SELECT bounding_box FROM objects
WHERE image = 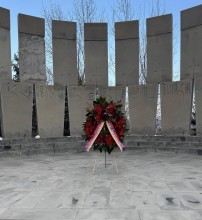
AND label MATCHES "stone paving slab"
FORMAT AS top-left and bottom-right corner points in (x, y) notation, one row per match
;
(0, 151), (201, 219)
